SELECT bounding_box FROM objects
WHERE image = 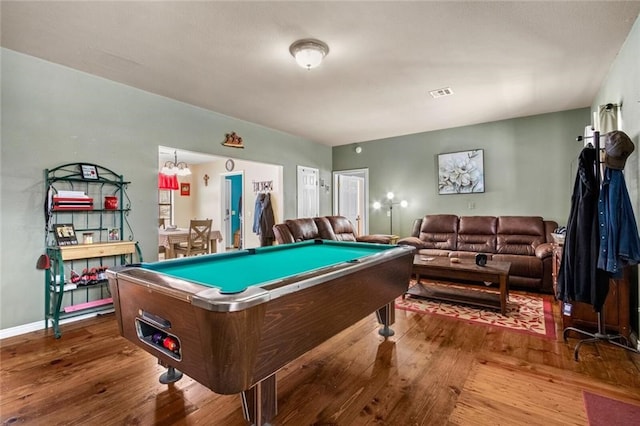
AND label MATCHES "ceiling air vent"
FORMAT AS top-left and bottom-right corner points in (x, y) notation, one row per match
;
(429, 87), (454, 98)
